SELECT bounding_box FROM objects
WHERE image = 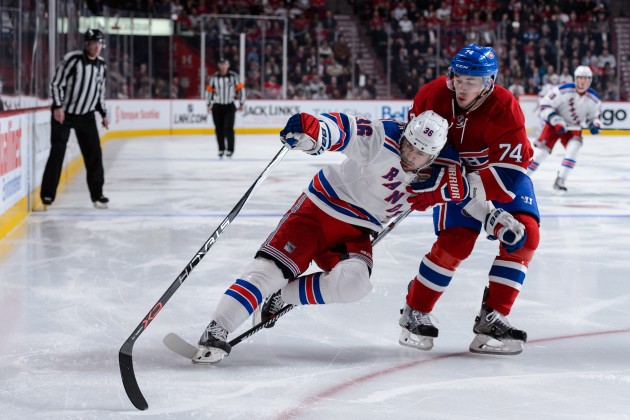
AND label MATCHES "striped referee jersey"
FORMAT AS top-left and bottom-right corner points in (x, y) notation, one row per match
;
(50, 50), (107, 116)
(207, 70), (245, 106)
